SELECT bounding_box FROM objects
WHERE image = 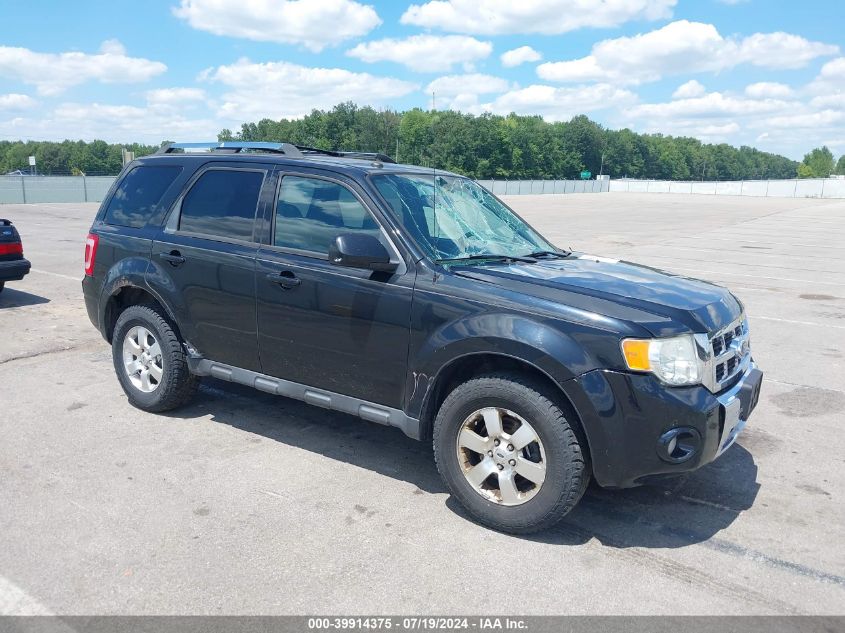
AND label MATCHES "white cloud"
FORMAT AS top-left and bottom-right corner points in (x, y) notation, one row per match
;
(0, 94), (37, 111)
(500, 46), (542, 68)
(673, 80), (706, 99)
(425, 74), (509, 98)
(172, 0), (381, 52)
(807, 57), (845, 95)
(537, 21), (838, 85)
(761, 110), (845, 130)
(401, 0), (675, 35)
(1, 103), (219, 144)
(739, 32), (838, 70)
(347, 35), (492, 72)
(810, 94), (845, 110)
(744, 82), (794, 99)
(628, 92), (790, 119)
(145, 87), (207, 105)
(99, 39), (127, 56)
(425, 73), (510, 110)
(205, 59), (418, 121)
(0, 41), (167, 96)
(478, 83), (637, 121)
